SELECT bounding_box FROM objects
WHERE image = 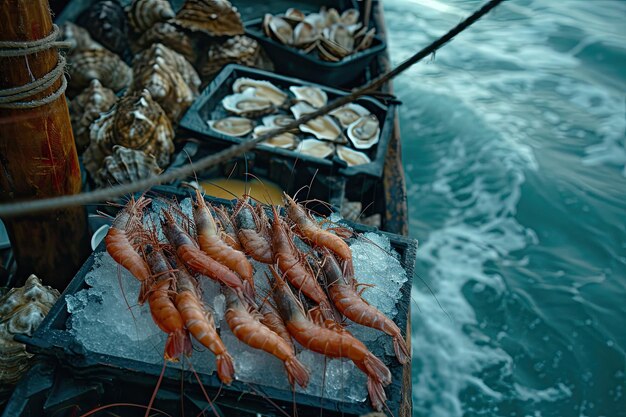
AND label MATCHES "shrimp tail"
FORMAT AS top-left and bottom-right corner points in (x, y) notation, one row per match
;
(284, 357), (310, 388)
(216, 352), (235, 385)
(394, 335), (411, 365)
(364, 353), (392, 386)
(164, 329), (192, 362)
(367, 377), (388, 411)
